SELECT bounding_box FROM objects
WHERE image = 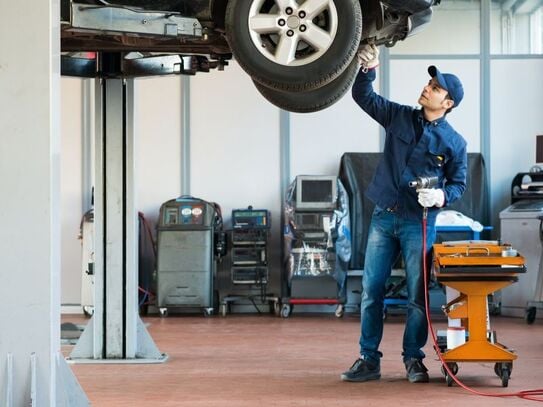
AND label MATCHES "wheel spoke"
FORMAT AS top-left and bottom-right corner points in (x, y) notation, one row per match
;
(249, 14), (281, 34)
(301, 23), (333, 51)
(274, 0), (298, 12)
(300, 0), (330, 19)
(274, 34), (299, 65)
